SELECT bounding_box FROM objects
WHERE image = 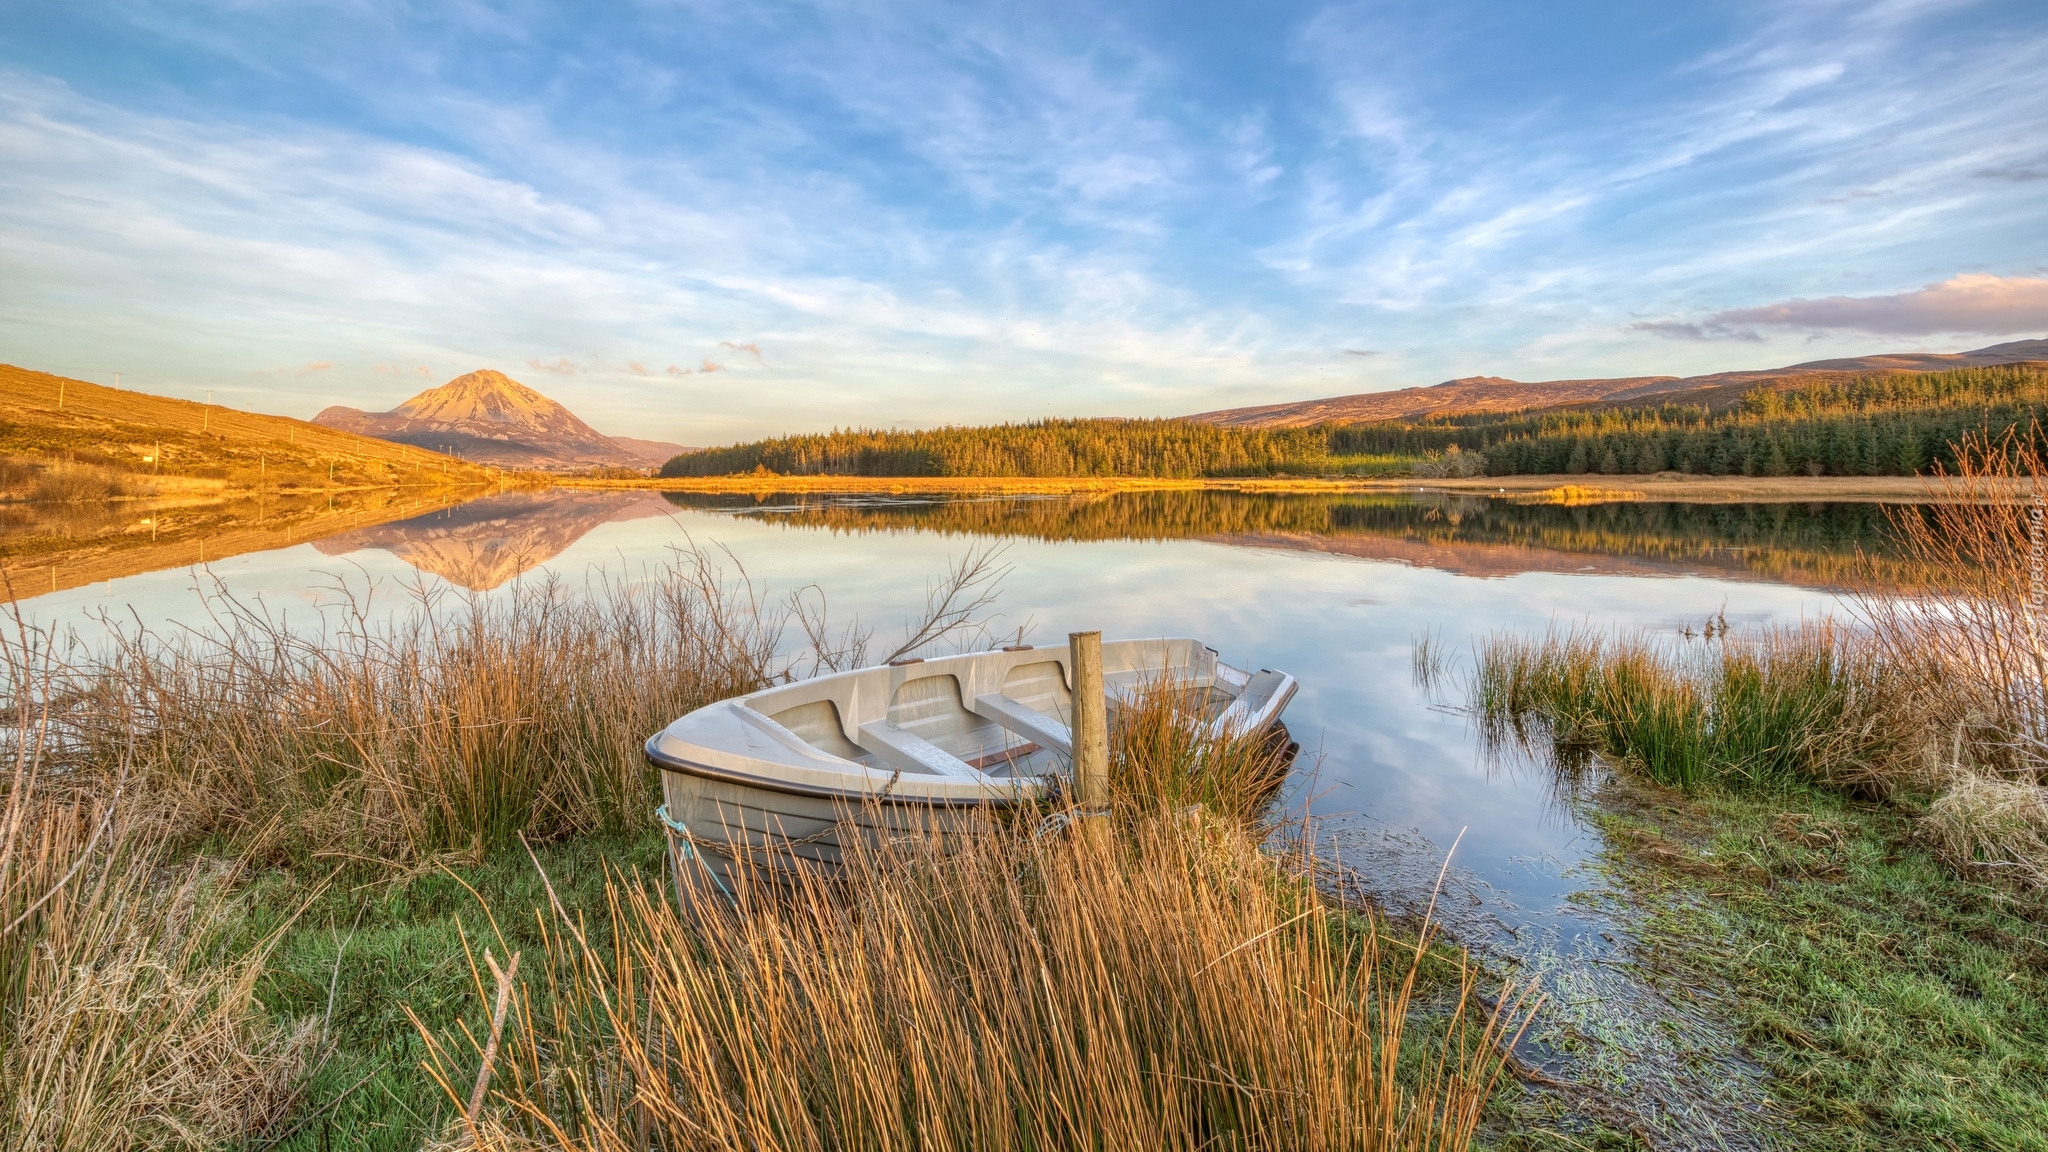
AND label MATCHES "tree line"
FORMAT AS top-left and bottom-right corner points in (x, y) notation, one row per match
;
(1333, 365), (2048, 477)
(658, 418), (1333, 478)
(658, 365), (2048, 479)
